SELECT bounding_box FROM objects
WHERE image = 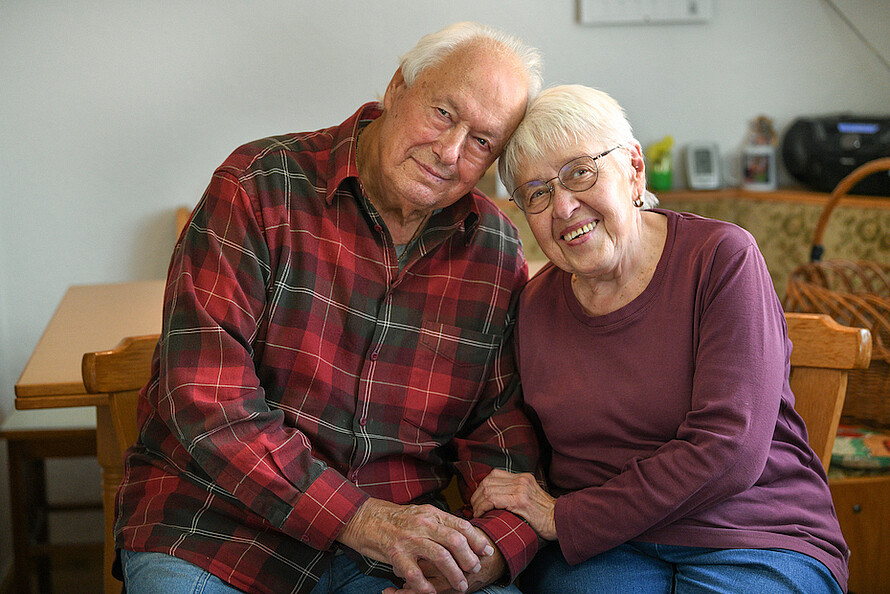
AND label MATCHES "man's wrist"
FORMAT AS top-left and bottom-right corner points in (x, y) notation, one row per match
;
(470, 509), (540, 581)
(285, 468), (369, 550)
(473, 537), (507, 588)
